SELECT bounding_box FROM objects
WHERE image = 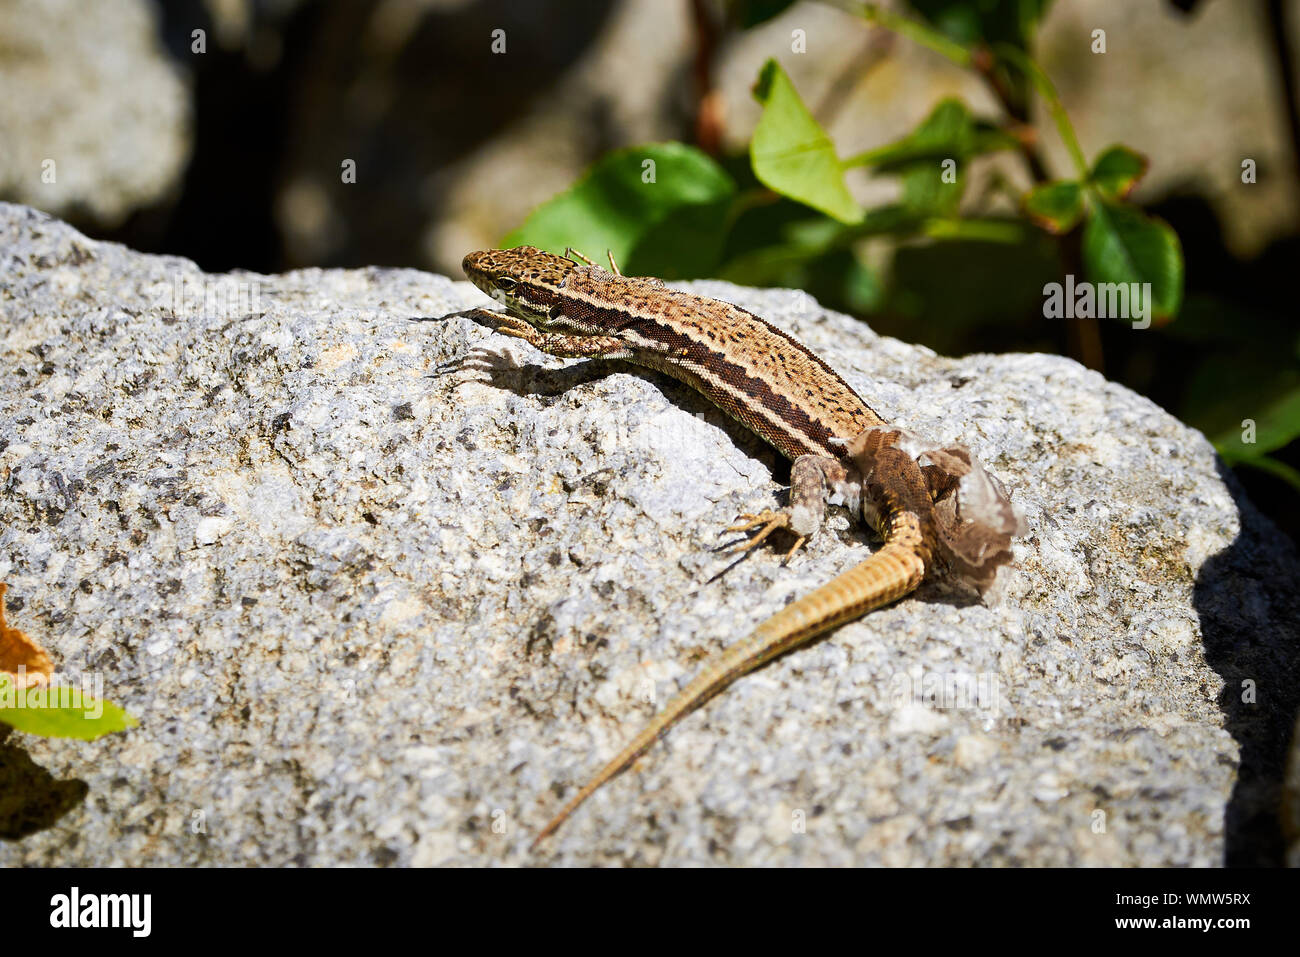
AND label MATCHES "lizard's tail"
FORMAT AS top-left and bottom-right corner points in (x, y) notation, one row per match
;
(529, 507), (928, 850)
